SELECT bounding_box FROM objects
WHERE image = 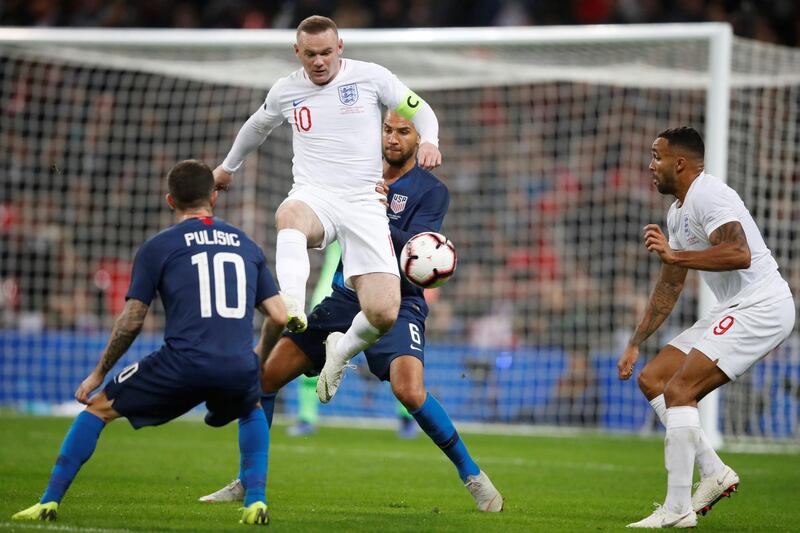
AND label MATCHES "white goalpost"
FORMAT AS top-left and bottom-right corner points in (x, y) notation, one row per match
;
(1, 23), (798, 449)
